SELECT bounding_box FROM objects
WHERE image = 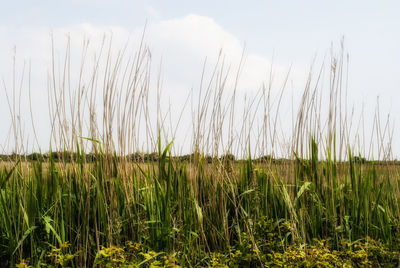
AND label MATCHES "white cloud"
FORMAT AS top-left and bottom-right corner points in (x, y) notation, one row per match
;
(0, 14), (299, 154)
(143, 14), (276, 92)
(0, 14), (292, 103)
